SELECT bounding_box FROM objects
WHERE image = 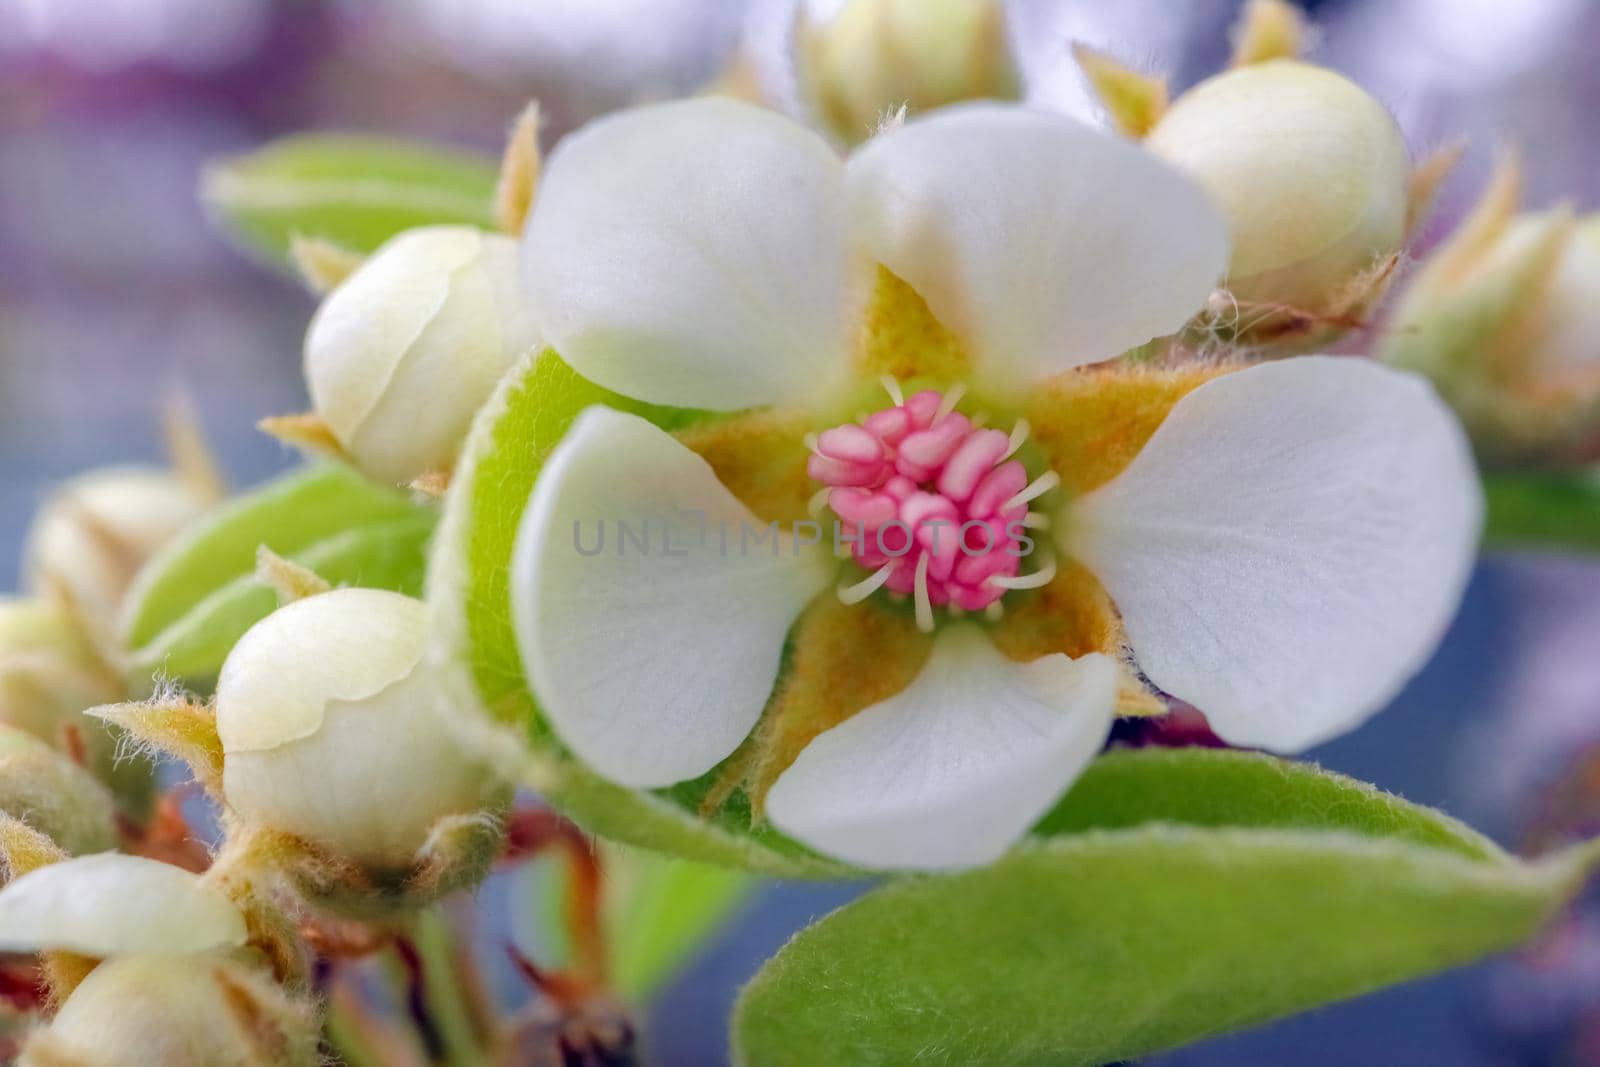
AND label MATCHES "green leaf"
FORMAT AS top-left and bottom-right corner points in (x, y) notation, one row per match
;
(734, 827), (1598, 1067)
(121, 465), (433, 686)
(1483, 469), (1600, 555)
(200, 135), (498, 268)
(426, 350), (849, 877)
(1039, 747), (1501, 862)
